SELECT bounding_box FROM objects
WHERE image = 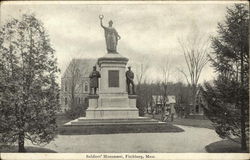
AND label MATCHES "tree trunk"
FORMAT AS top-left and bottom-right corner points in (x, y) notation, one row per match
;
(239, 26), (247, 151)
(18, 132), (26, 152)
(240, 50), (247, 151)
